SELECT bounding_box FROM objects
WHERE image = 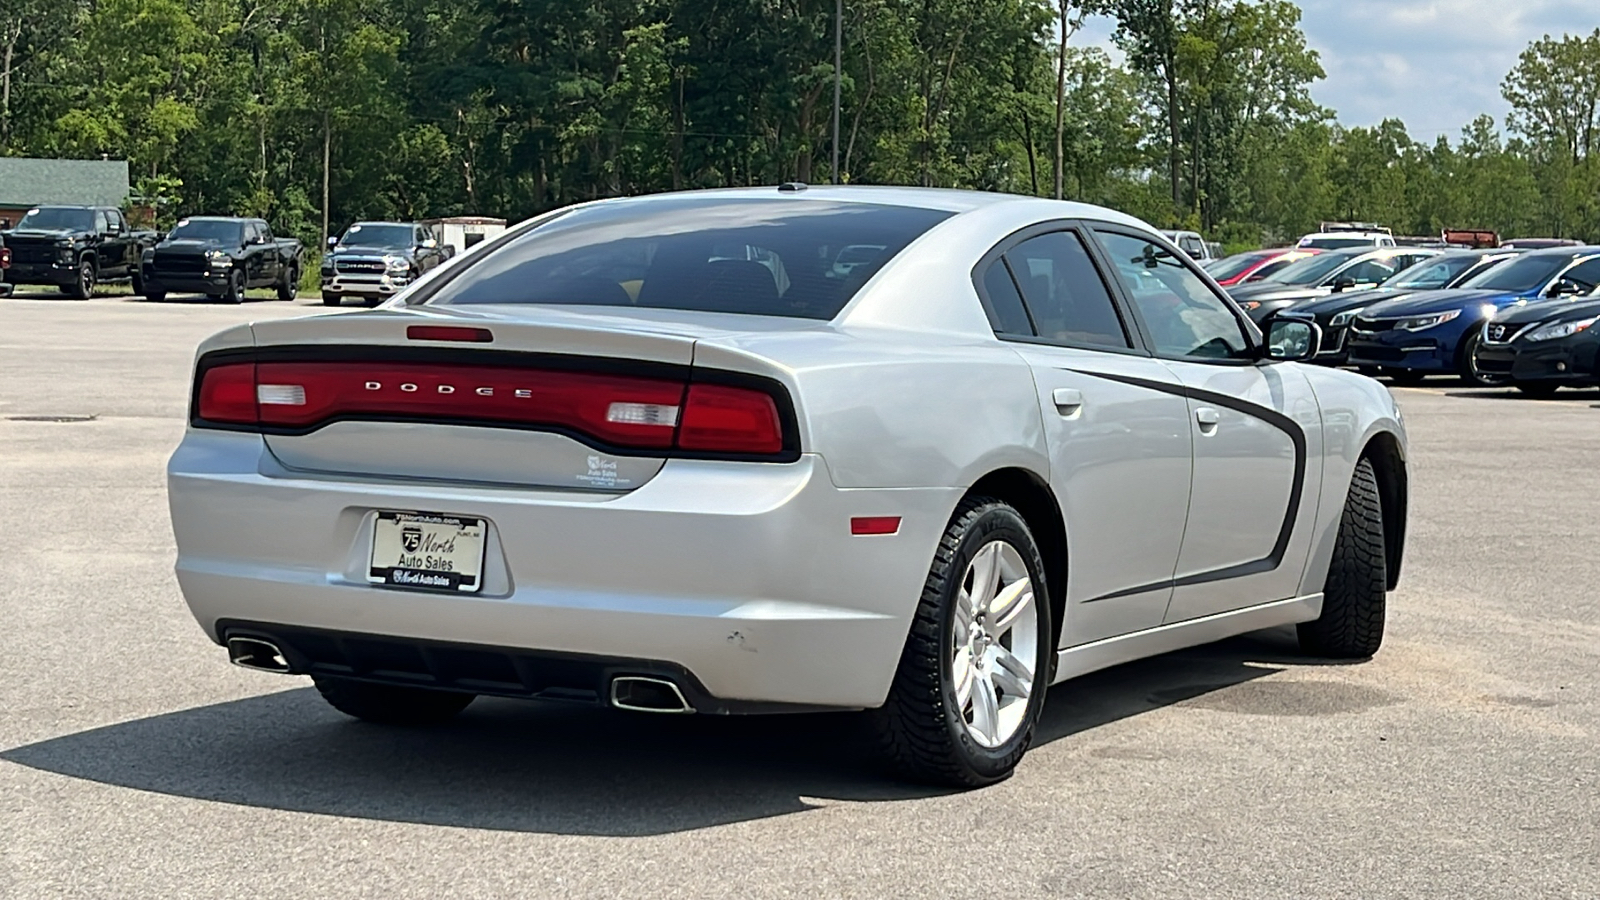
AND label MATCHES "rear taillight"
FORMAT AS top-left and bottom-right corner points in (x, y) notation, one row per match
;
(1, 247), (10, 268)
(196, 362), (258, 424)
(678, 384), (784, 454)
(192, 355), (795, 459)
